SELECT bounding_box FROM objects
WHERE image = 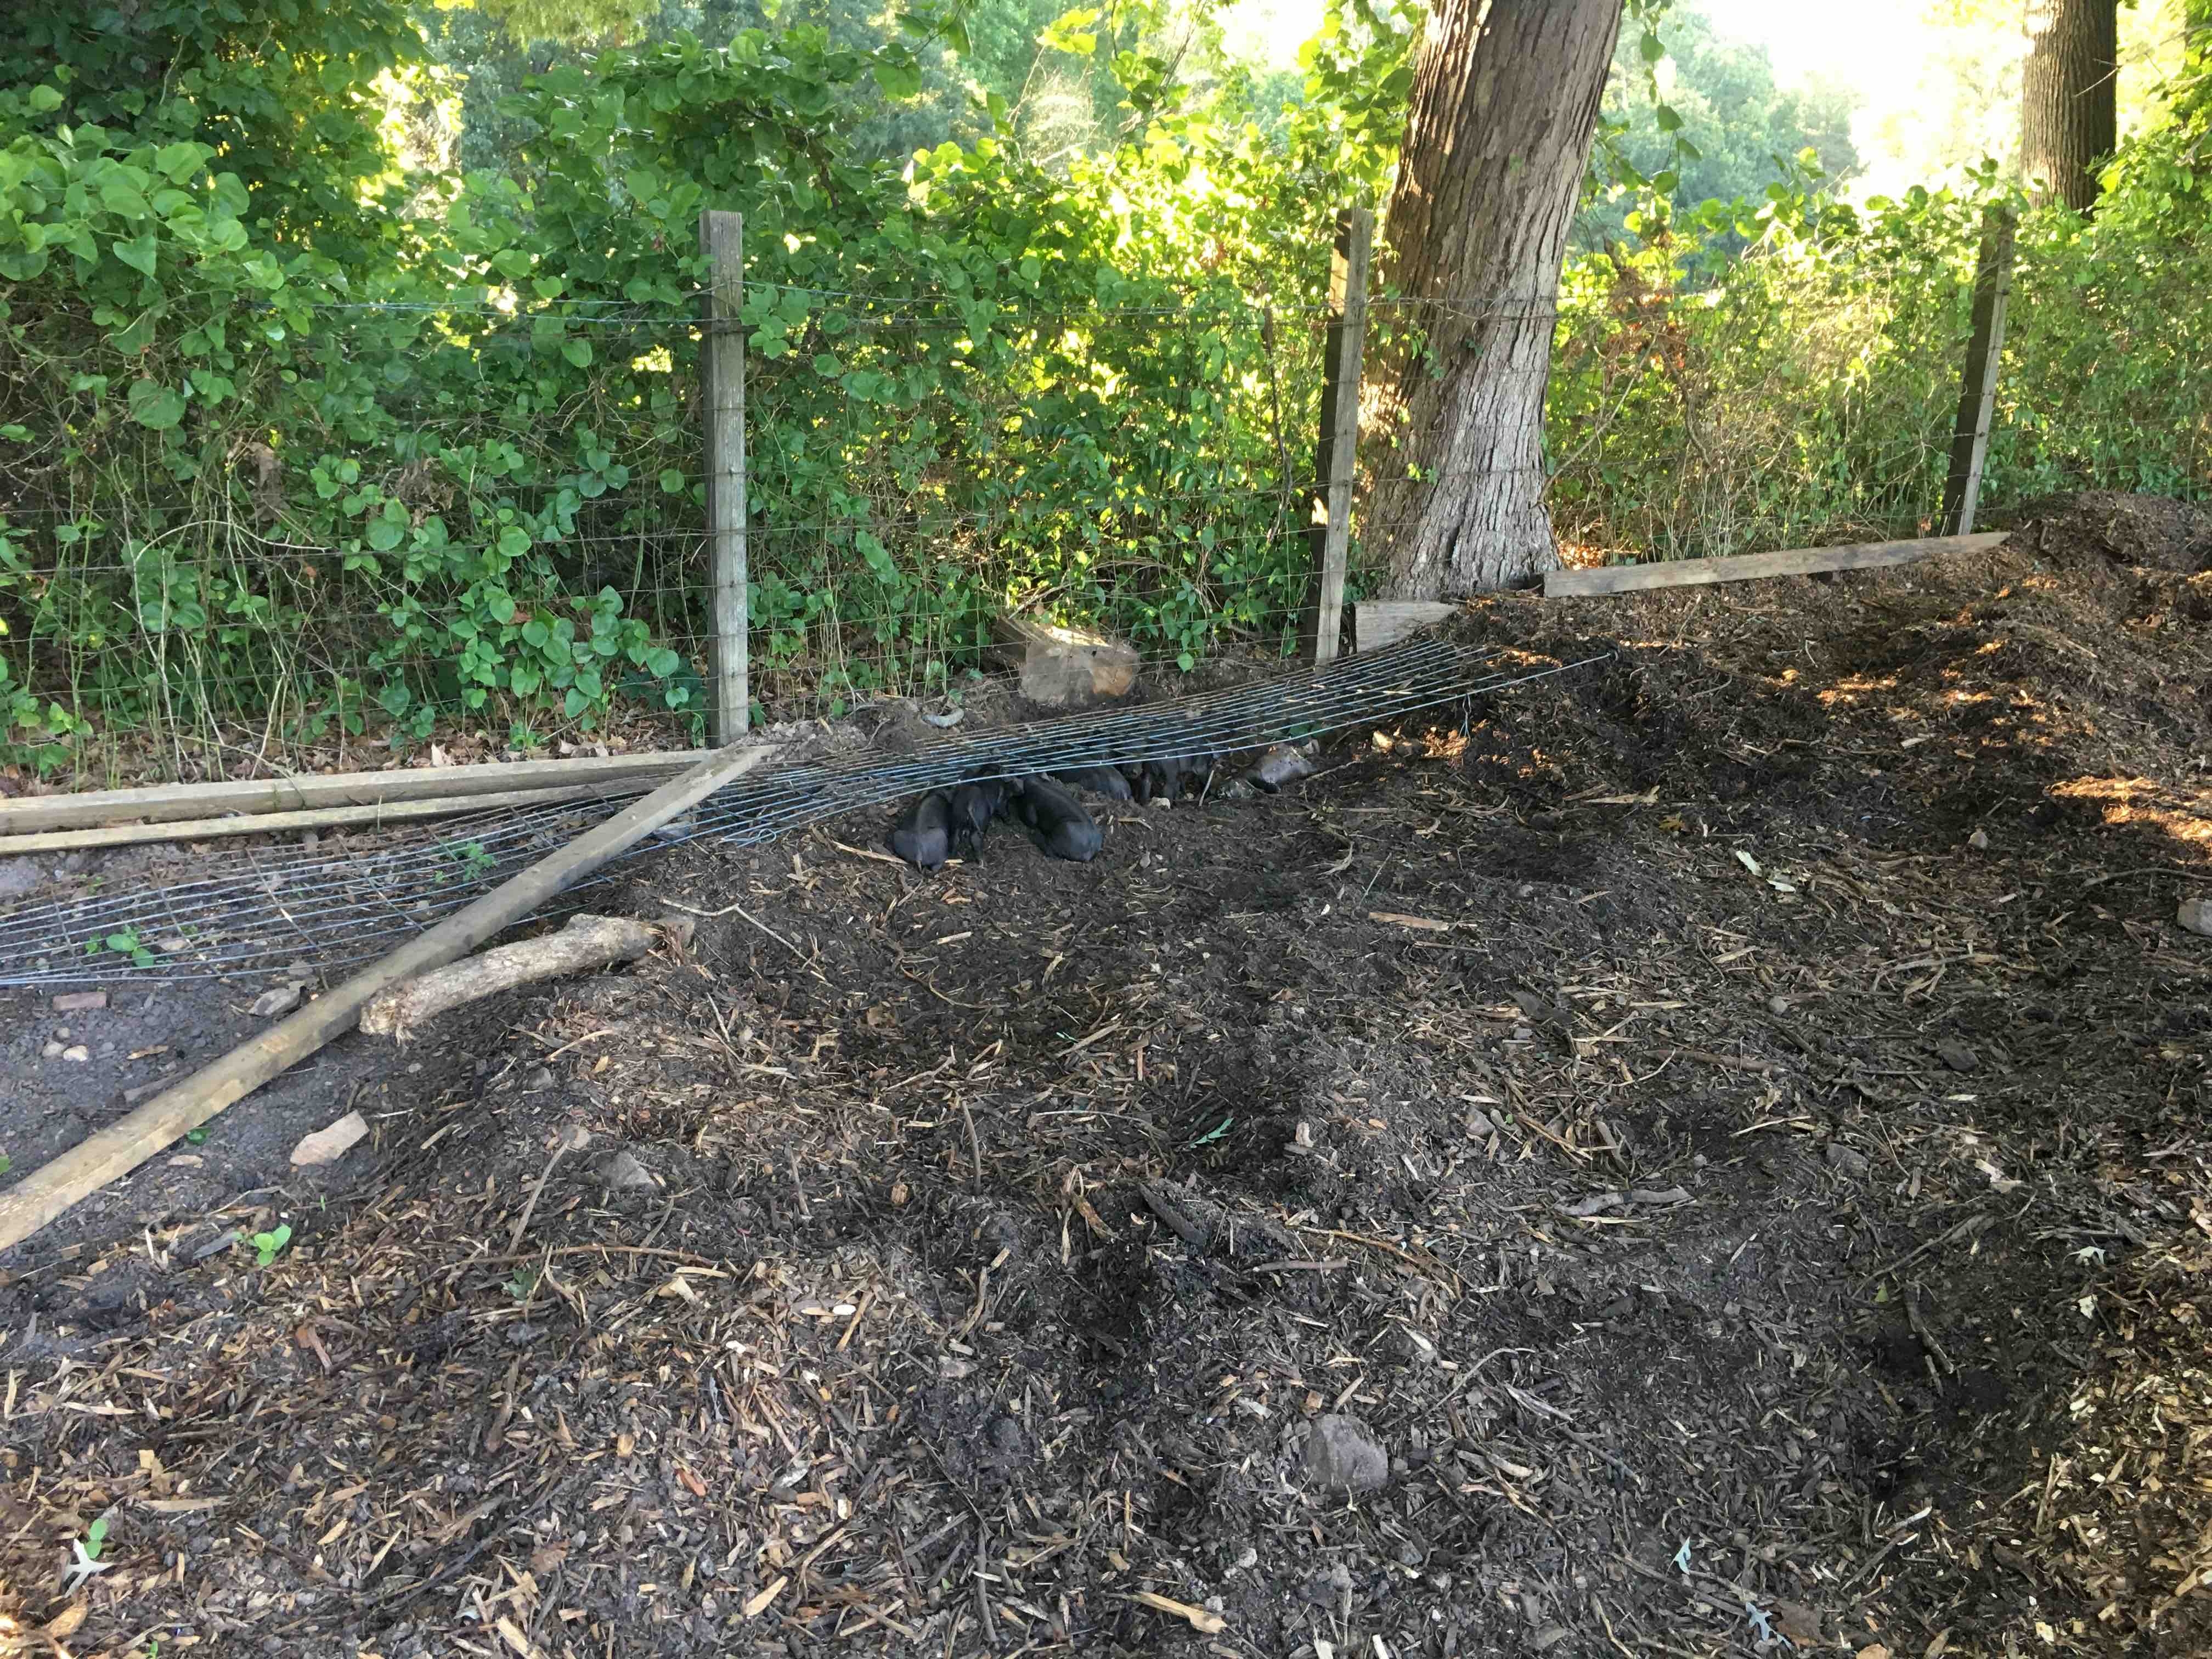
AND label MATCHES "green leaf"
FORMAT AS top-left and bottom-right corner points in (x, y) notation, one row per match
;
(155, 141), (210, 182)
(1640, 30), (1664, 63)
(497, 526), (531, 558)
(126, 379), (185, 431)
(659, 468), (686, 494)
(561, 338), (593, 368)
(27, 84), (63, 112)
(1040, 5), (1101, 54)
(1654, 103), (1682, 134)
(873, 60), (922, 99)
(645, 646), (681, 676)
(521, 618), (550, 648)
